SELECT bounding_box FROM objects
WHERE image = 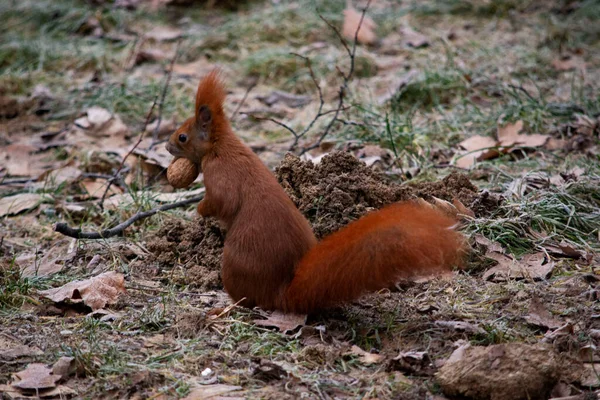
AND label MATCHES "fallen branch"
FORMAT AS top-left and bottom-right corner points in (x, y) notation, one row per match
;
(55, 195), (204, 239)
